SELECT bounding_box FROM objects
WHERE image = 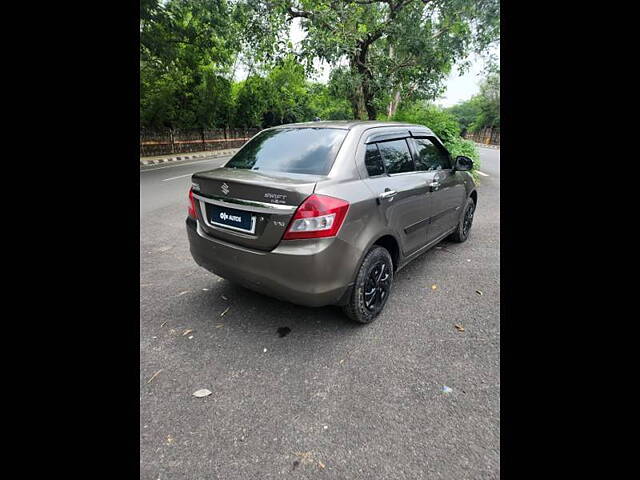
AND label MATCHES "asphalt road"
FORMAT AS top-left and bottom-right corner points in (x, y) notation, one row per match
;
(140, 147), (500, 479)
